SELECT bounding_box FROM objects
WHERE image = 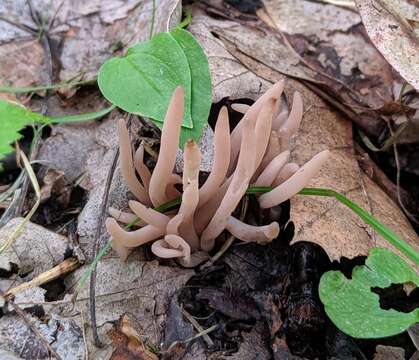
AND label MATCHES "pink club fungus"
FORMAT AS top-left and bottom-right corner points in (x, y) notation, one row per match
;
(106, 82), (329, 266)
